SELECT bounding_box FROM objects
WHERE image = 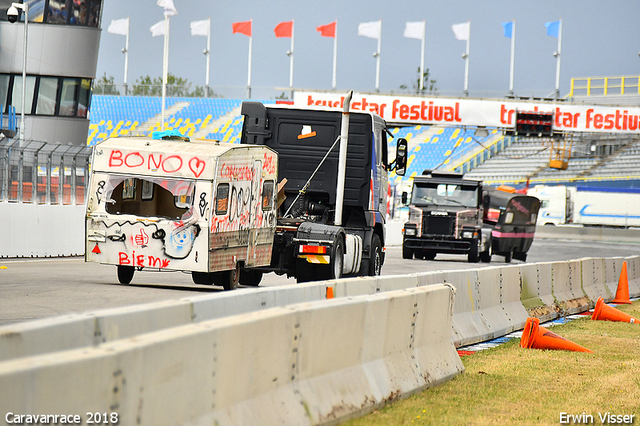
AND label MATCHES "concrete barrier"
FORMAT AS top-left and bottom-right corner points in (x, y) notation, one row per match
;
(624, 256), (640, 297)
(603, 257), (626, 297)
(0, 300), (195, 362)
(0, 203), (85, 258)
(579, 257), (613, 302)
(519, 262), (559, 322)
(0, 284), (462, 426)
(497, 265), (529, 332)
(551, 260), (591, 314)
